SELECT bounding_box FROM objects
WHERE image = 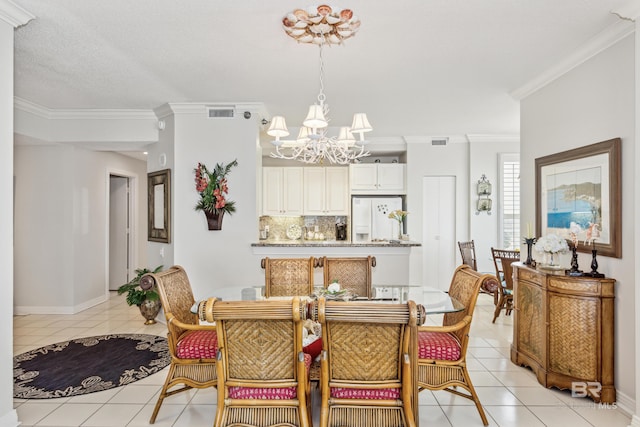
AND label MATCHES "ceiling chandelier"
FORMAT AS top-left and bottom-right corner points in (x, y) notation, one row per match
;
(267, 5), (372, 165)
